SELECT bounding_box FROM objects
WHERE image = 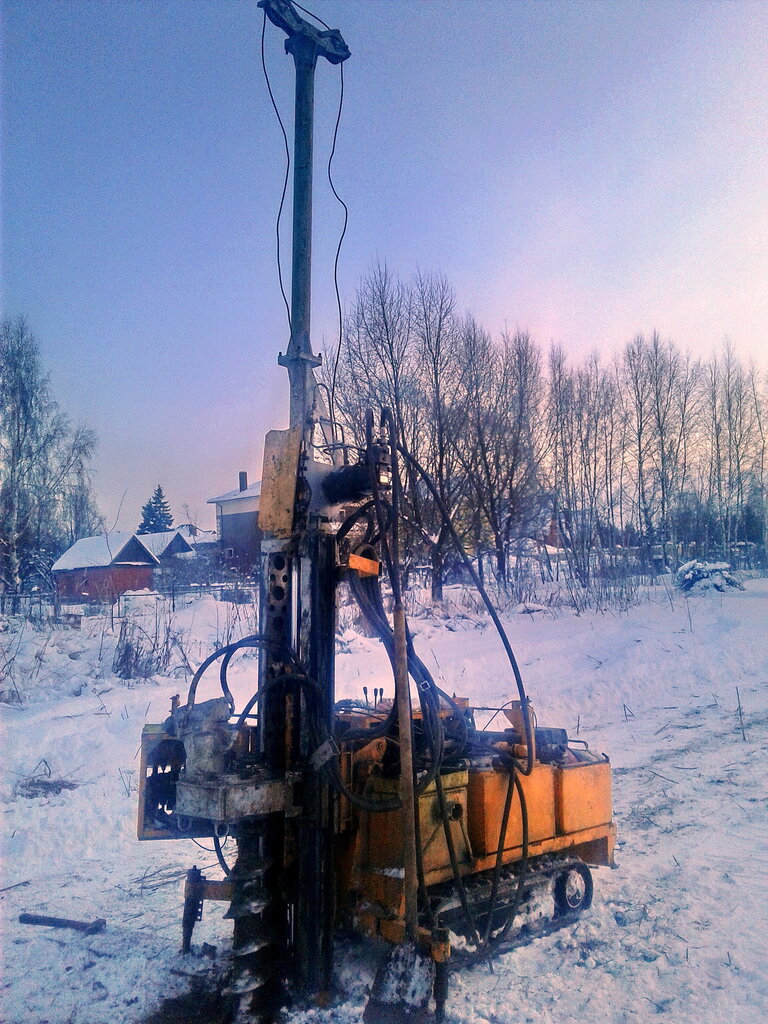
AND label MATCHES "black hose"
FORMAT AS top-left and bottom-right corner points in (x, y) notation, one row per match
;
(234, 672), (323, 732)
(395, 445), (535, 776)
(213, 832), (232, 877)
(494, 772), (529, 944)
(218, 648), (237, 713)
(481, 762), (516, 946)
(445, 770), (529, 968)
(185, 634), (299, 707)
(435, 772), (481, 947)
